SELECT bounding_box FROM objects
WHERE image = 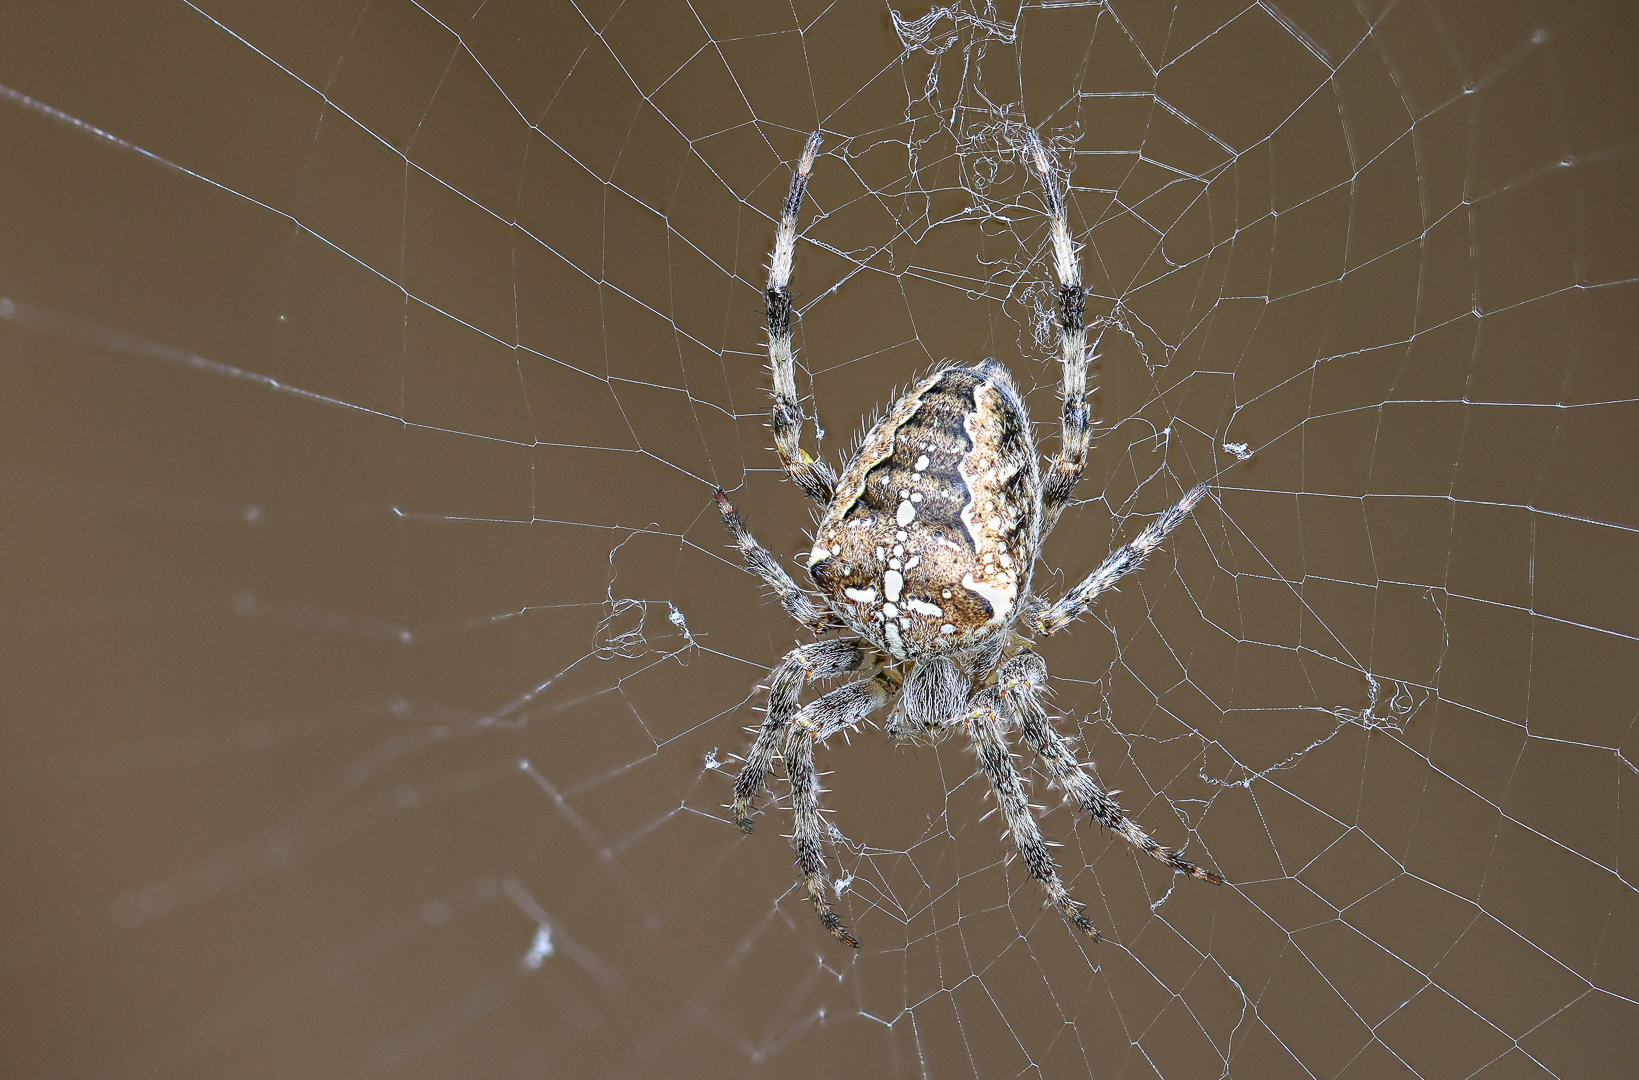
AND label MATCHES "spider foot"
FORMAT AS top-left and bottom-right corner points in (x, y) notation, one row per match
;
(1128, 829), (1222, 883)
(713, 488), (837, 635)
(1058, 897), (1102, 942)
(811, 896), (859, 948)
(1140, 834), (1224, 884)
(731, 798), (756, 834)
(1166, 850), (1224, 885)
